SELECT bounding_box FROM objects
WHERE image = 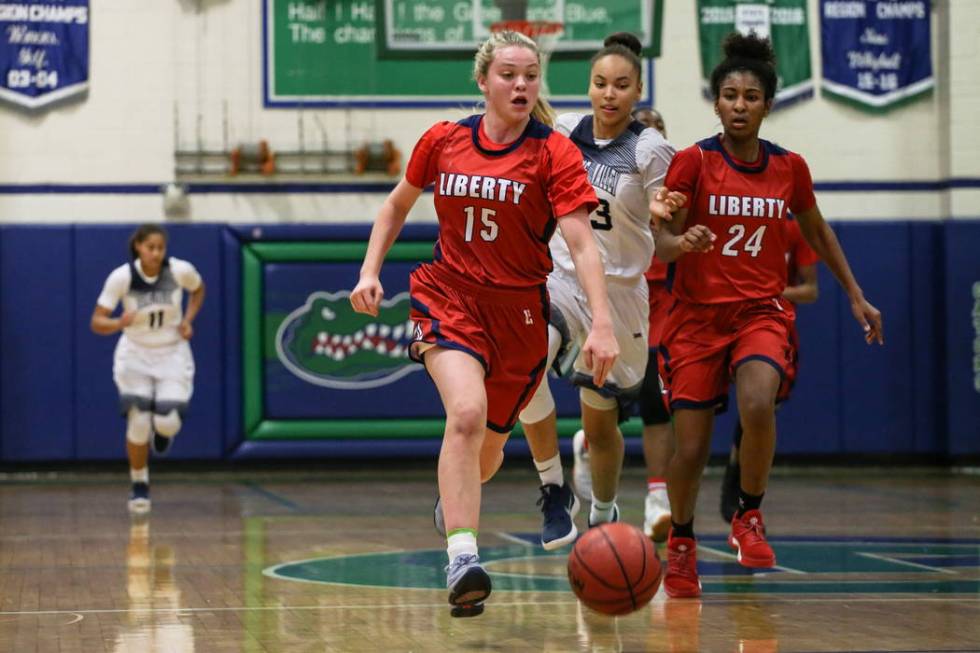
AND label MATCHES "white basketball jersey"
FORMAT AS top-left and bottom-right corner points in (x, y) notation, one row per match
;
(97, 257), (202, 347)
(551, 113), (676, 280)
